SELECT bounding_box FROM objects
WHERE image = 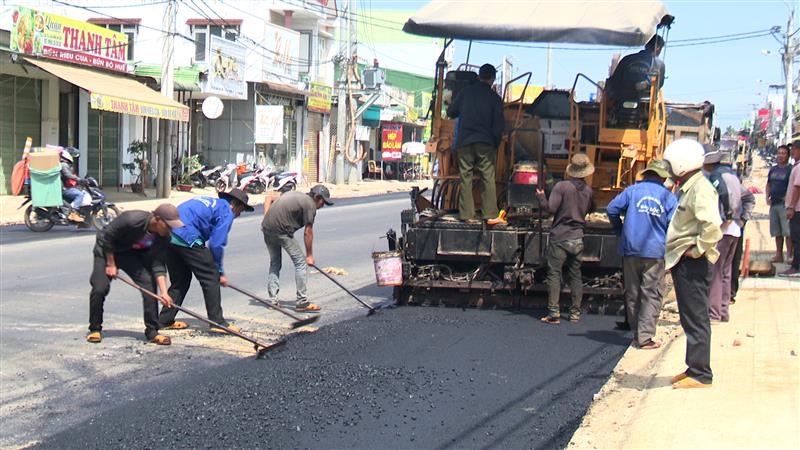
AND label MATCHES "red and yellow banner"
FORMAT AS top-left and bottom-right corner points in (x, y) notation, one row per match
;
(382, 124), (403, 160)
(90, 93), (190, 122)
(11, 6), (129, 72)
